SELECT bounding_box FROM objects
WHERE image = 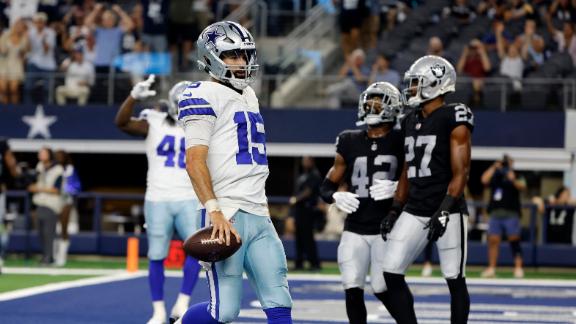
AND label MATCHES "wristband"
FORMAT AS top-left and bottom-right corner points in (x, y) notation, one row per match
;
(439, 195), (457, 212)
(390, 200), (404, 215)
(204, 199), (221, 213)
